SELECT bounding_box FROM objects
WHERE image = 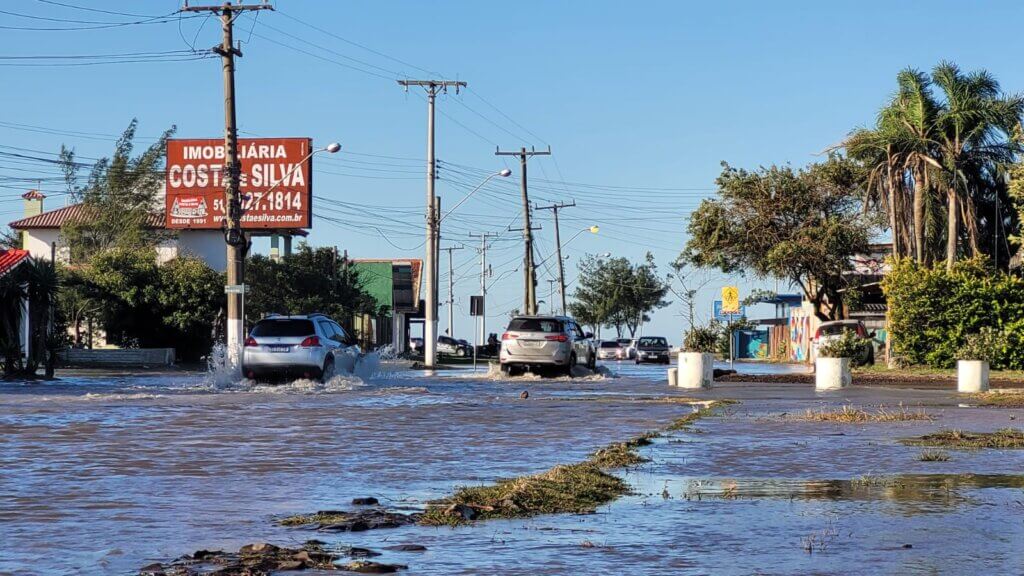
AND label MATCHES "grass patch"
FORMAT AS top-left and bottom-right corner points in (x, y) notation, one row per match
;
(902, 428), (1024, 449)
(279, 511), (350, 526)
(966, 392), (1024, 407)
(794, 404), (933, 423)
(918, 450), (951, 462)
(421, 401), (733, 526)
